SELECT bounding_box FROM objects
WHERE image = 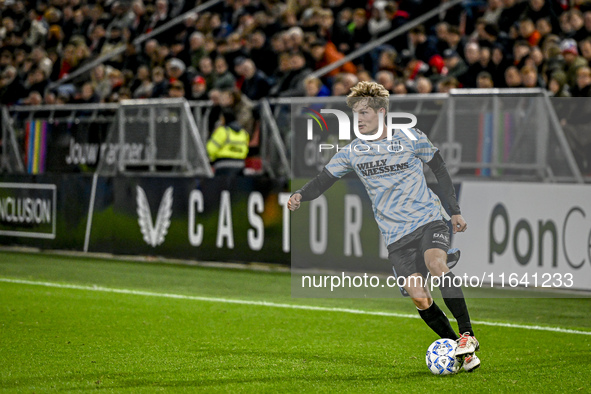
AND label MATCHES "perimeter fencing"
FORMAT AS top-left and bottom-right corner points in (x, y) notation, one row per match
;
(0, 90), (586, 183)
